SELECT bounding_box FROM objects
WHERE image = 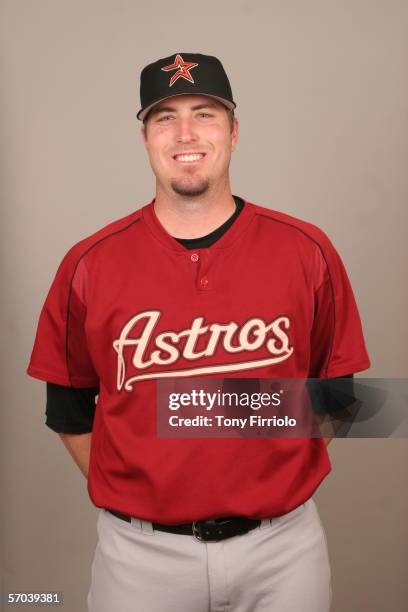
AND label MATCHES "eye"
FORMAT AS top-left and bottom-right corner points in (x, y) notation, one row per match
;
(157, 115), (174, 122)
(198, 112), (212, 118)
